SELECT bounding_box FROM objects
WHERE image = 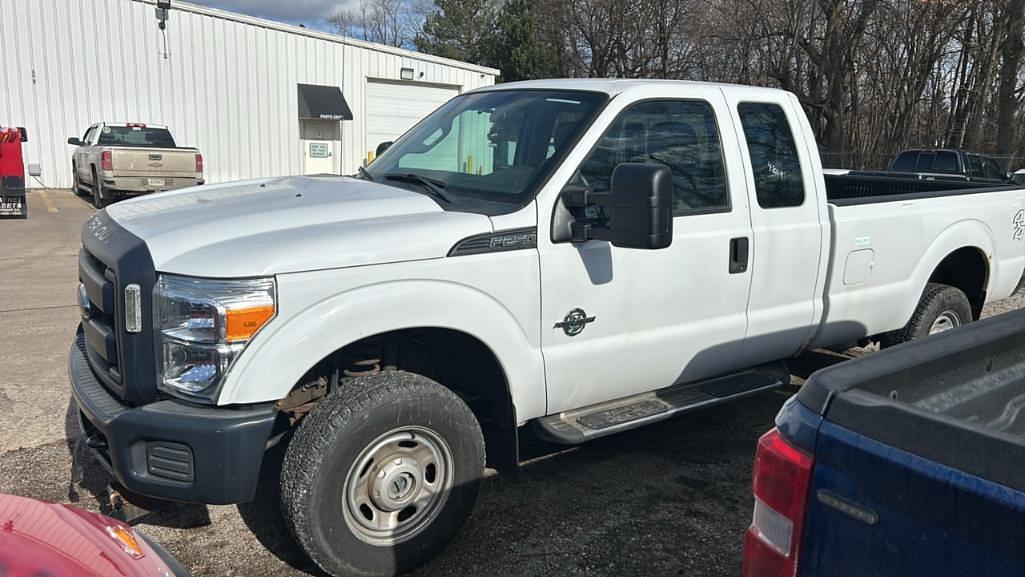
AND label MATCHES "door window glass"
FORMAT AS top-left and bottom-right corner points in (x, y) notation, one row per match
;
(575, 100), (729, 215)
(737, 103), (805, 208)
(967, 154), (984, 178)
(982, 157), (1005, 180)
